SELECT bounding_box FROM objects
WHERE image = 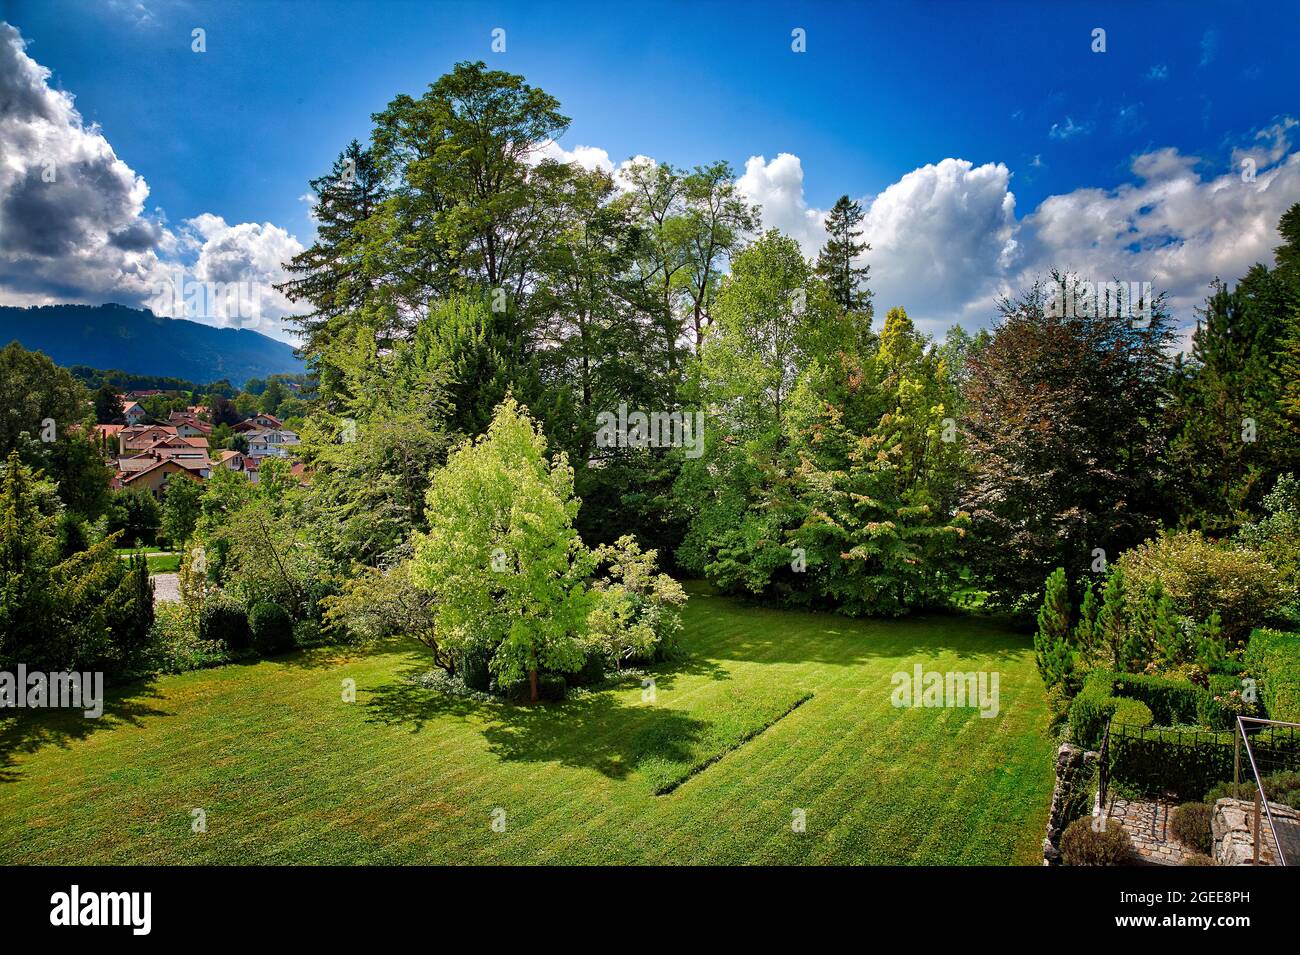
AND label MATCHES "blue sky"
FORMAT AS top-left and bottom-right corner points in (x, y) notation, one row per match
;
(1, 0), (1298, 342)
